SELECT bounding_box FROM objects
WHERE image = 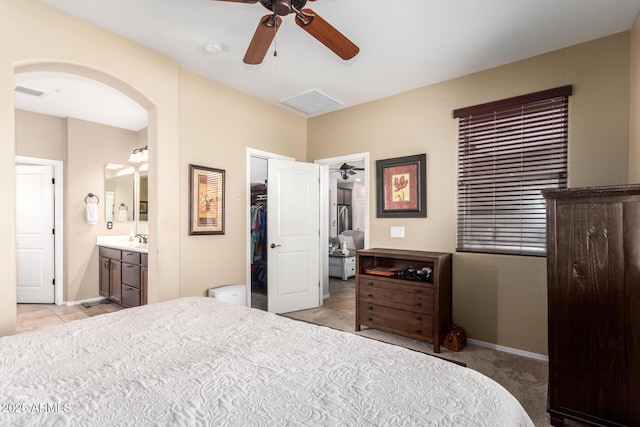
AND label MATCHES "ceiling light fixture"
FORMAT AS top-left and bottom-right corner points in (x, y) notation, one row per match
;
(128, 146), (148, 163)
